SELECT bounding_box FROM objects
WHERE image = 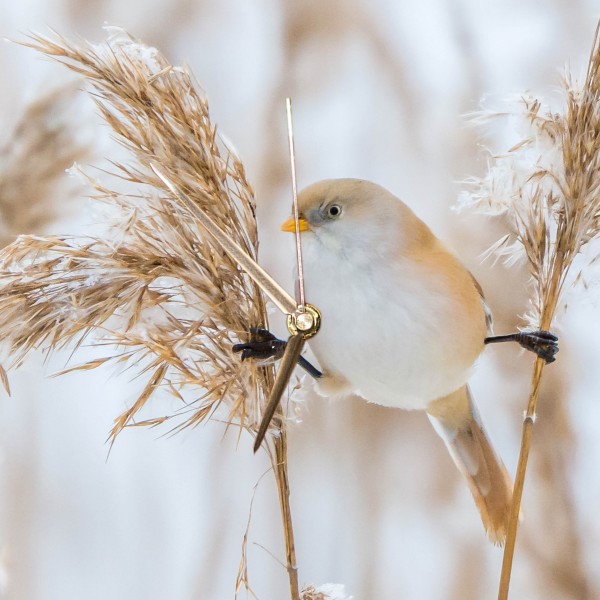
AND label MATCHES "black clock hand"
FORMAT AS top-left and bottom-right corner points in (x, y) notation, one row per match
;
(253, 333), (305, 452)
